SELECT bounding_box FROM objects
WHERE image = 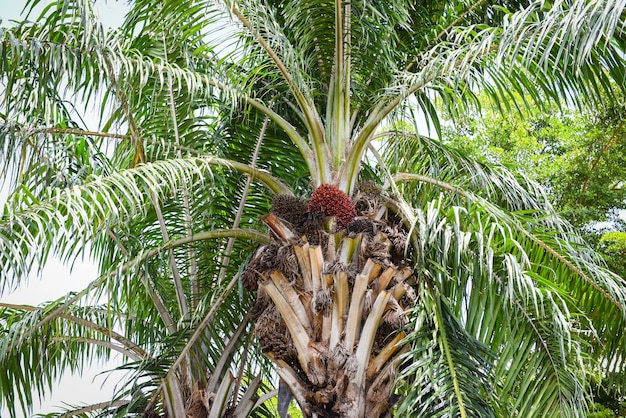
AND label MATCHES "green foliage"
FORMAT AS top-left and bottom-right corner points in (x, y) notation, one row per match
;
(587, 402), (616, 418)
(600, 231), (626, 254)
(599, 231), (626, 278)
(0, 0), (626, 416)
(443, 96), (626, 229)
